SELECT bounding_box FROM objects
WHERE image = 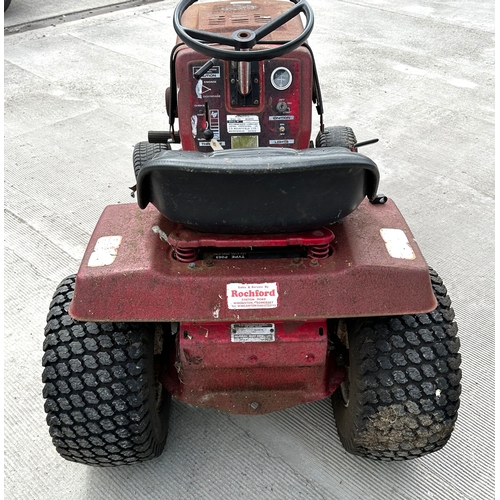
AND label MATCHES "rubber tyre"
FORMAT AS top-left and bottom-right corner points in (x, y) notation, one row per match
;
(133, 141), (171, 180)
(332, 269), (461, 460)
(42, 275), (171, 467)
(315, 126), (357, 150)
